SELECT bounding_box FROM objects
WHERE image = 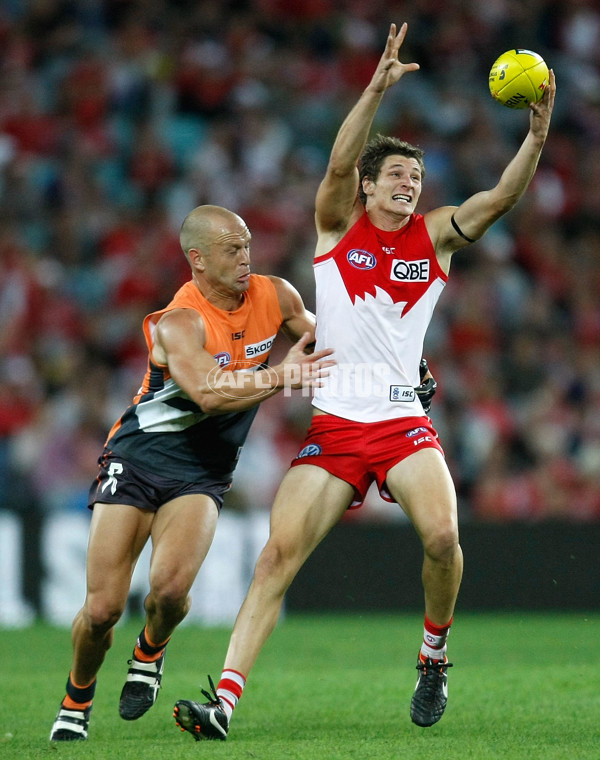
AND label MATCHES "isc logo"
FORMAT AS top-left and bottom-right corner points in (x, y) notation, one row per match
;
(390, 259), (430, 282)
(347, 249), (376, 269)
(389, 385), (416, 402)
